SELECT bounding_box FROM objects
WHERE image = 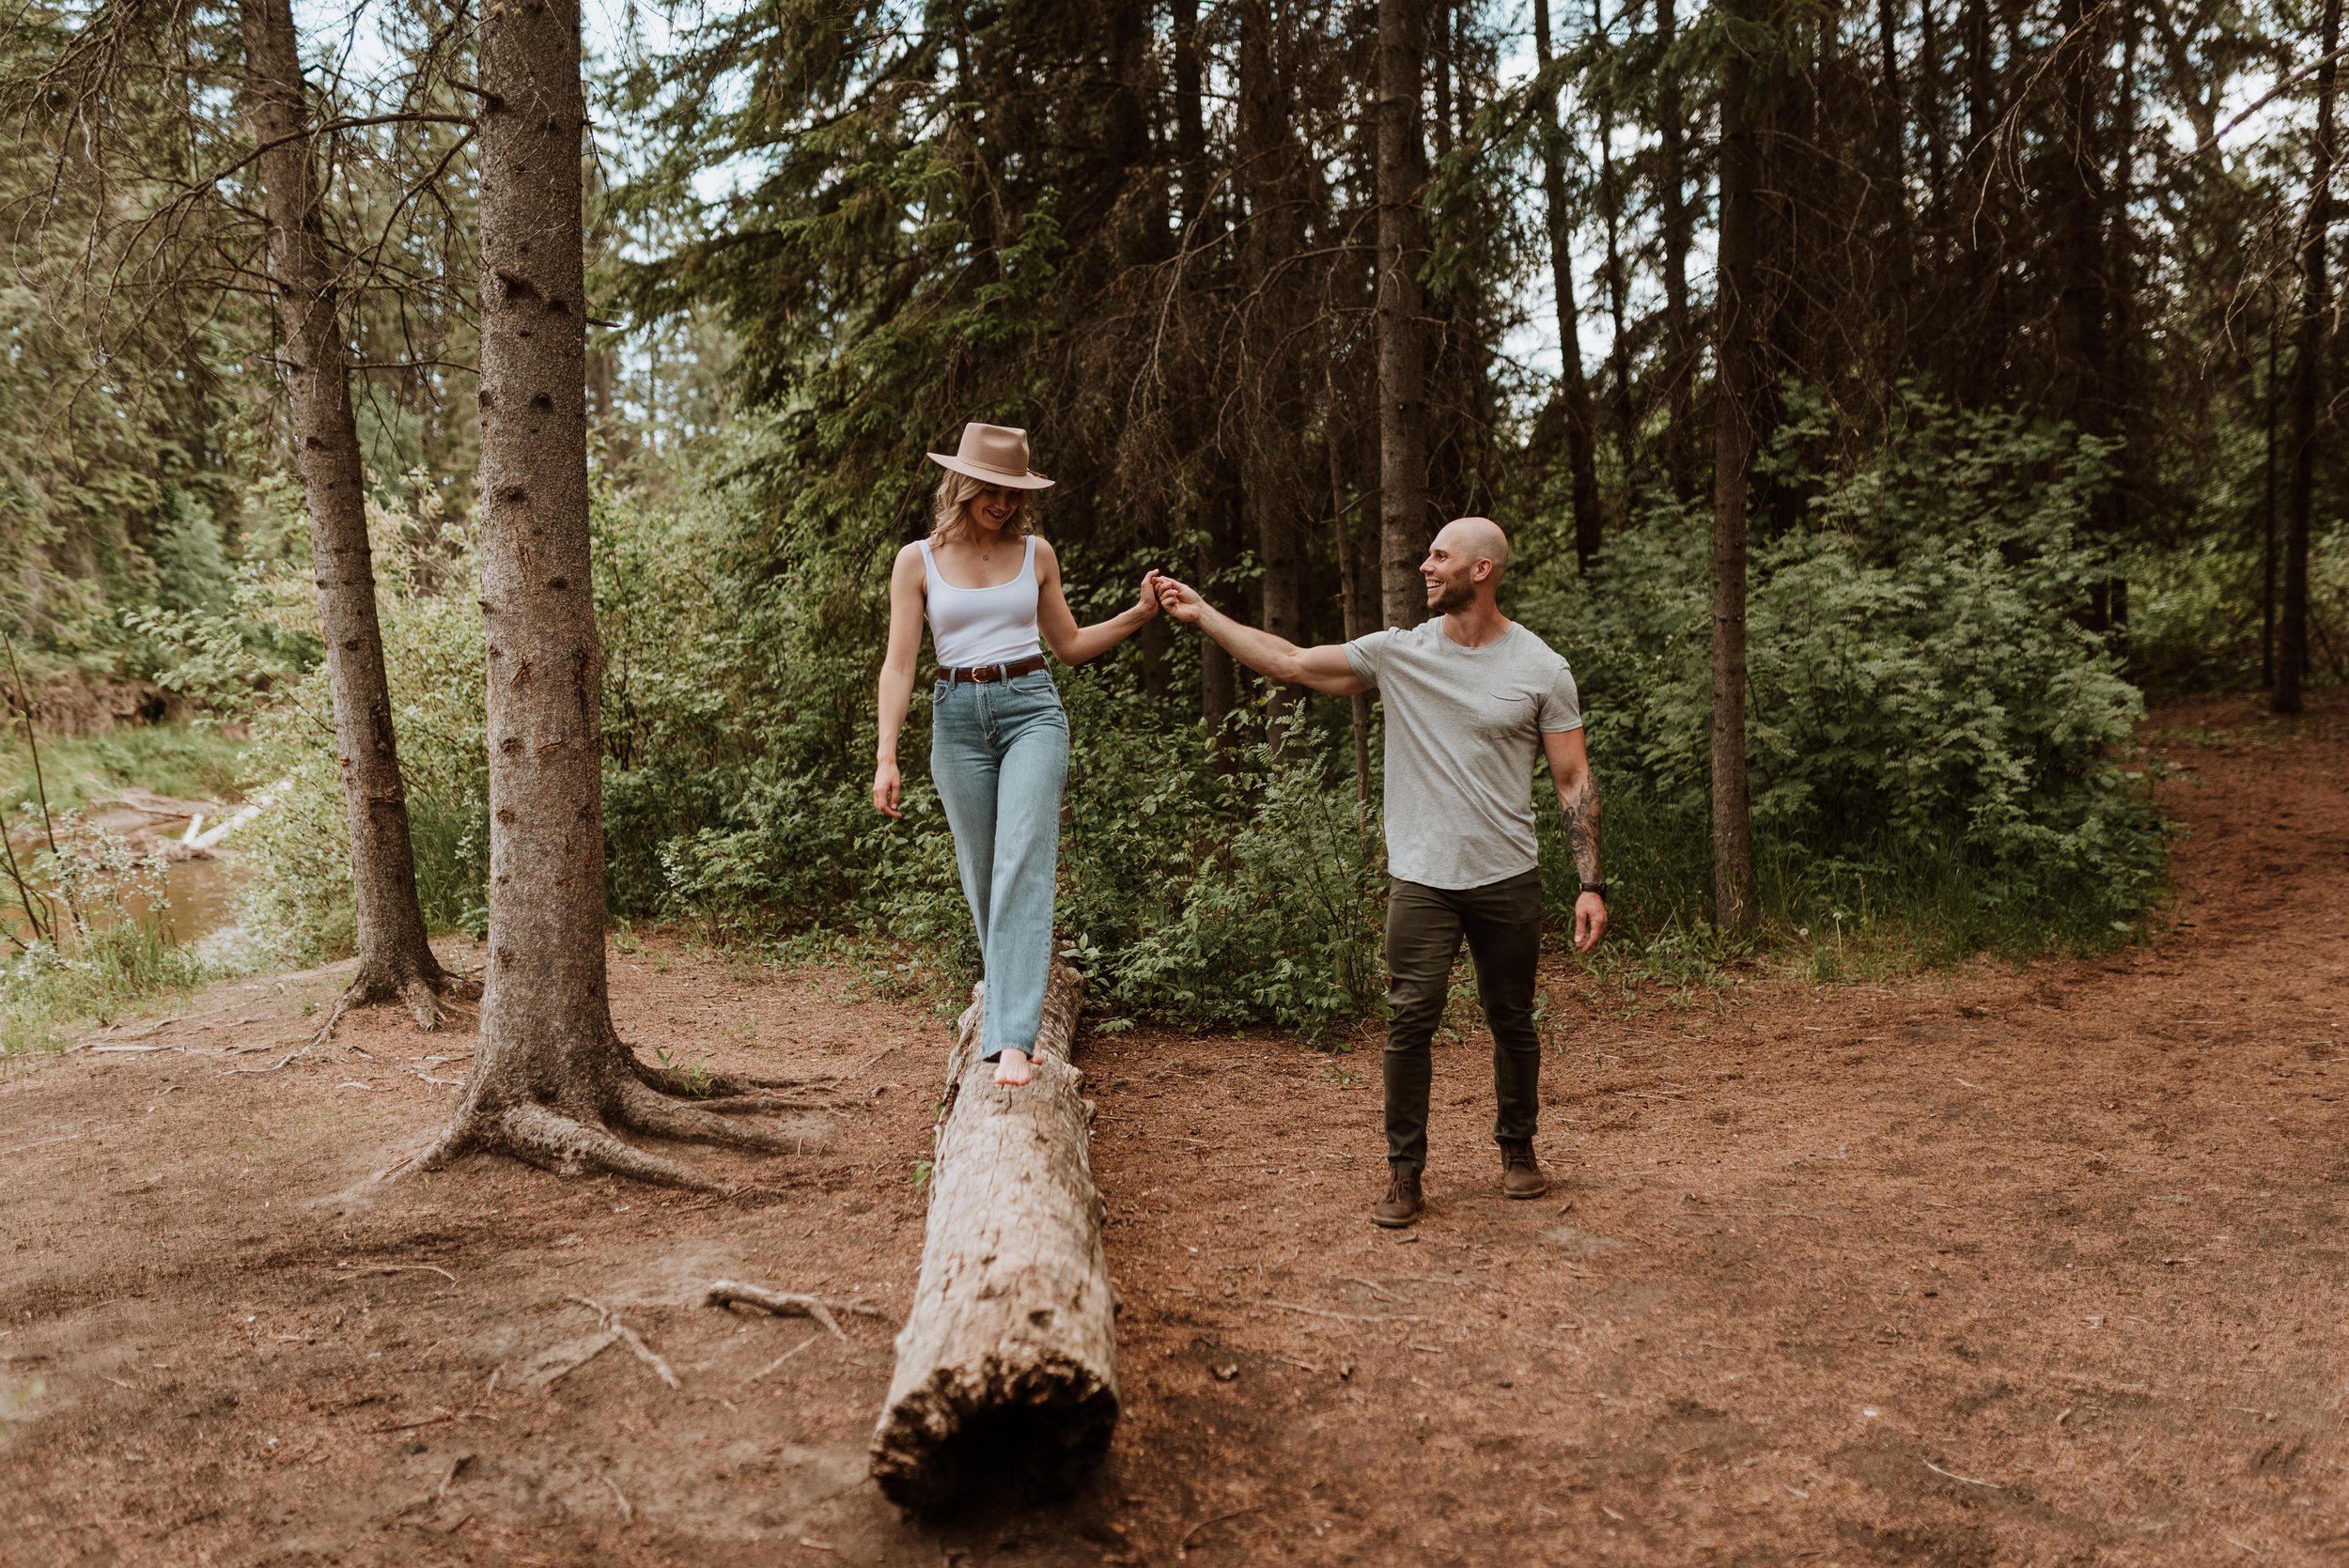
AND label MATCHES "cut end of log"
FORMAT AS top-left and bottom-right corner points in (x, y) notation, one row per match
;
(869, 1354), (1119, 1514)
